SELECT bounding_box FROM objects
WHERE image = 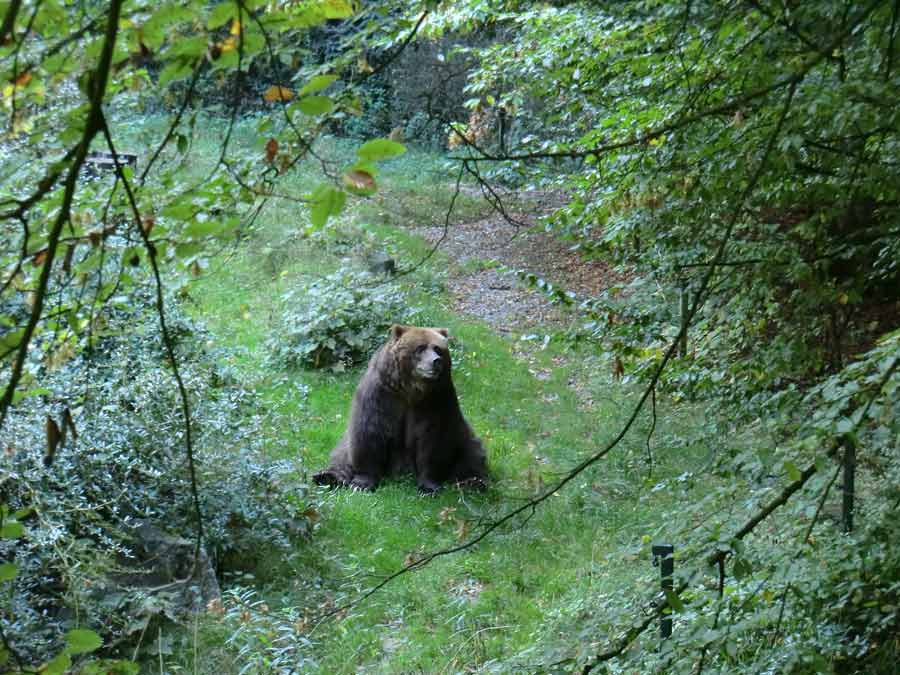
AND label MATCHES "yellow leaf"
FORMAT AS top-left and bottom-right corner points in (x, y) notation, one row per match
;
(322, 0), (355, 19)
(357, 55), (373, 74)
(838, 293), (849, 305)
(220, 37), (236, 54)
(263, 85), (294, 103)
(230, 18), (241, 35)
